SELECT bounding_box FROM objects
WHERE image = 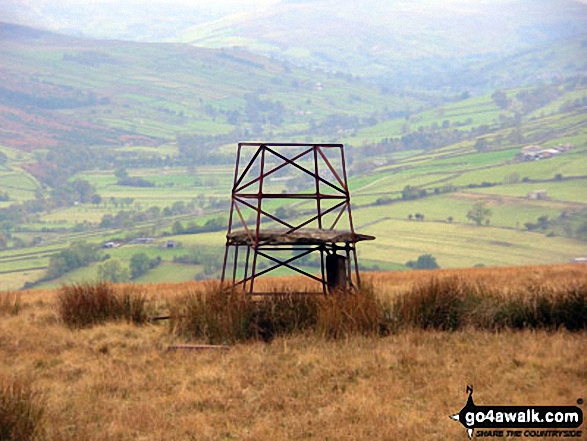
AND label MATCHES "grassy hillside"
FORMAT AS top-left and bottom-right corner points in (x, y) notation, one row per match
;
(0, 21), (413, 151)
(0, 22), (586, 289)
